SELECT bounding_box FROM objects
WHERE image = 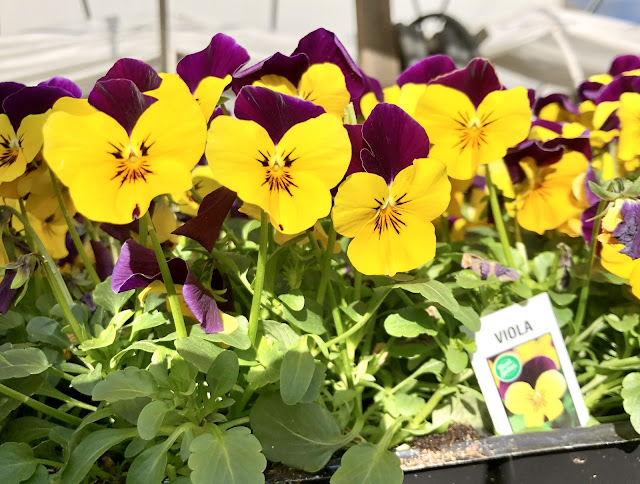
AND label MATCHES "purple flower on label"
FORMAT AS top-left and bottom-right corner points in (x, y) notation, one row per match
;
(498, 355), (556, 399)
(613, 200), (640, 260)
